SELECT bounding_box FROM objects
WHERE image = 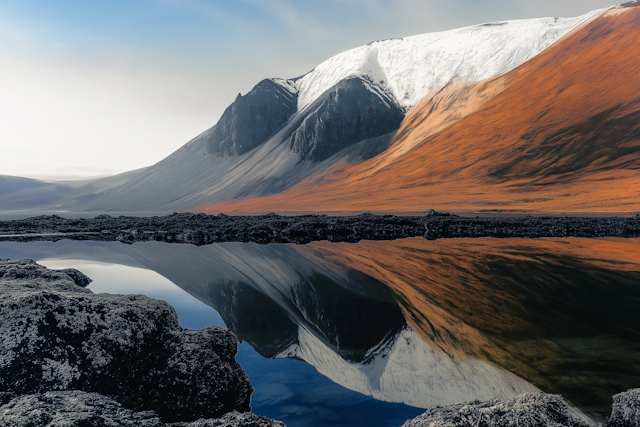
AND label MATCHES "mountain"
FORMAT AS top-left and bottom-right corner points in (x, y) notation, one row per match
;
(0, 7), (610, 214)
(207, 4), (640, 214)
